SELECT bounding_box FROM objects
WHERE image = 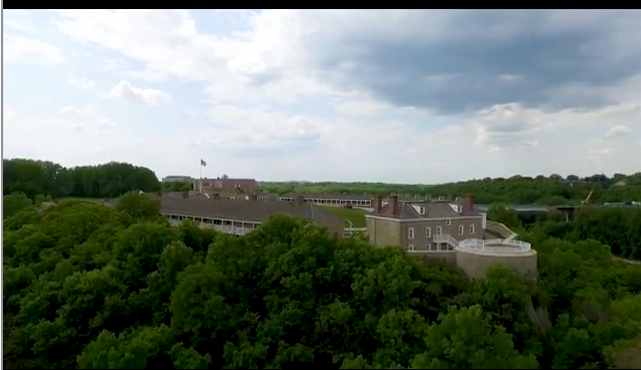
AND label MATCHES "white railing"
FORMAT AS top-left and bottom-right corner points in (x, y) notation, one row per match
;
(457, 238), (531, 252)
(168, 219), (255, 236)
(504, 239), (532, 250)
(342, 227), (367, 238)
(458, 238), (485, 250)
(345, 227), (367, 232)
